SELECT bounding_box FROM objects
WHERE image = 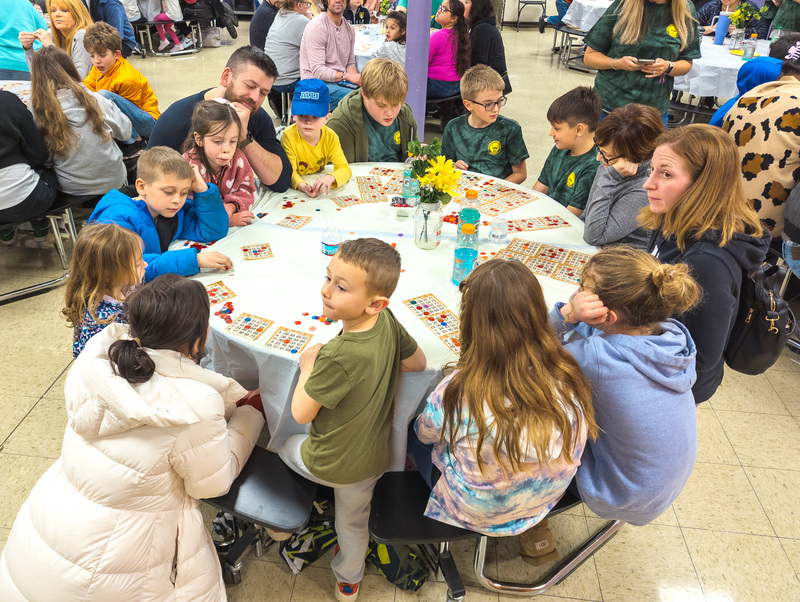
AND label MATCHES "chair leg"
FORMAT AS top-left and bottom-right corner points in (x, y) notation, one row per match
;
(472, 520), (625, 596)
(47, 215), (69, 271)
(63, 208), (79, 242)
